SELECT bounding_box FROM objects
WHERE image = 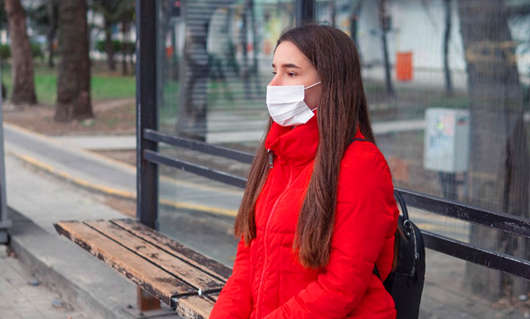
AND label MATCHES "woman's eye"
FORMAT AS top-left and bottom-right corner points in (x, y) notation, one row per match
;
(288, 72), (296, 77)
(272, 71), (277, 75)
